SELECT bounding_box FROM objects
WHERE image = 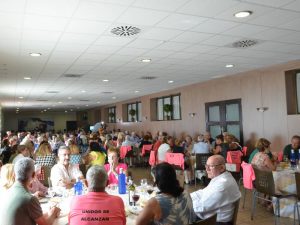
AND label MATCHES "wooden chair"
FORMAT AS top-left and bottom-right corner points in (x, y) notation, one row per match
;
(294, 172), (300, 225)
(194, 153), (211, 186)
(192, 214), (217, 225)
(251, 166), (295, 225)
(38, 166), (51, 187)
